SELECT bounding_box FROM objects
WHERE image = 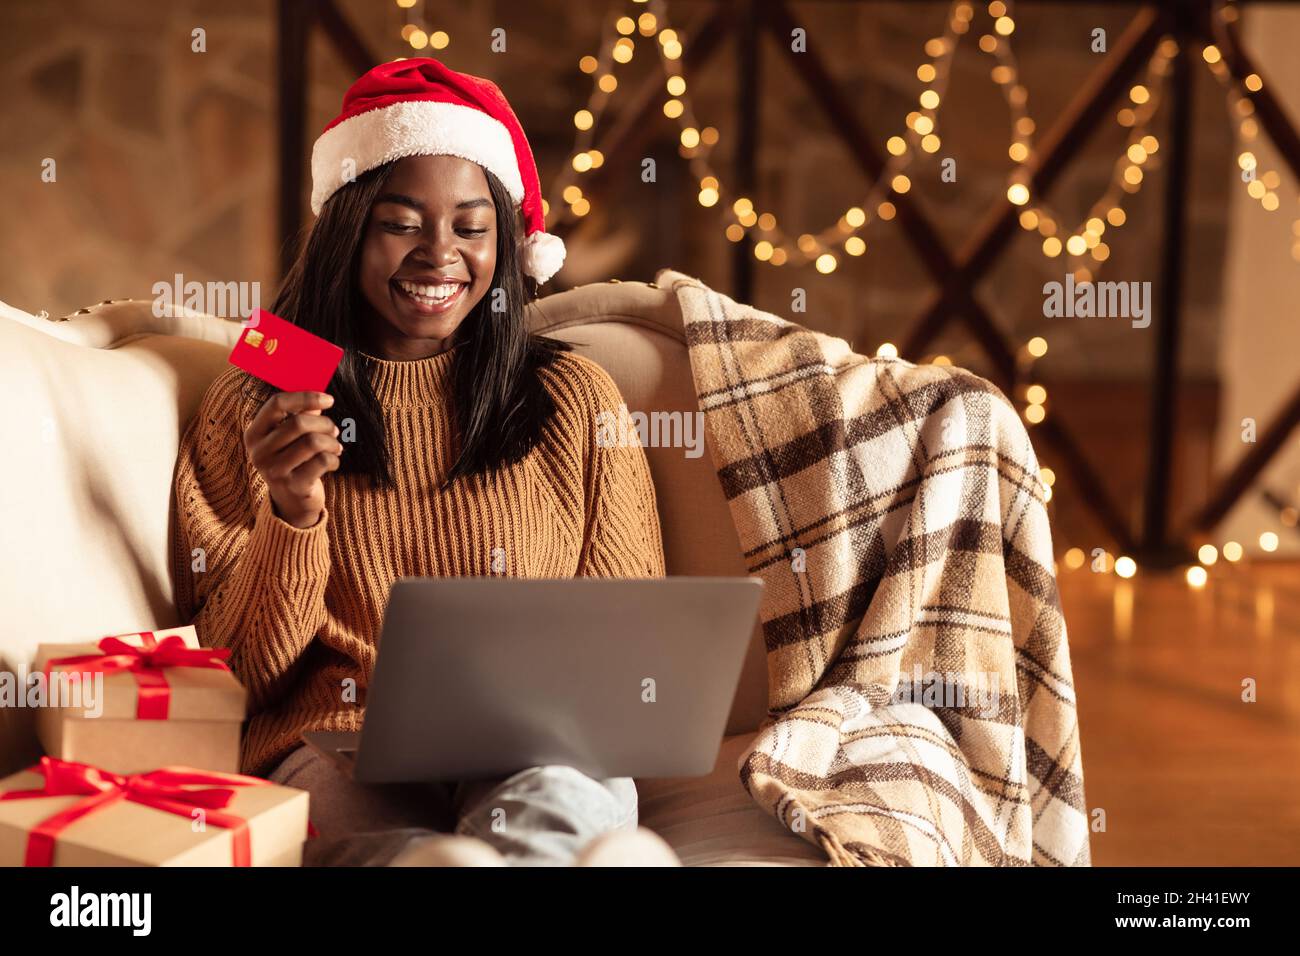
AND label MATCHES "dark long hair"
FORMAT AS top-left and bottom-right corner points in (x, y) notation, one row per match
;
(257, 160), (573, 493)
